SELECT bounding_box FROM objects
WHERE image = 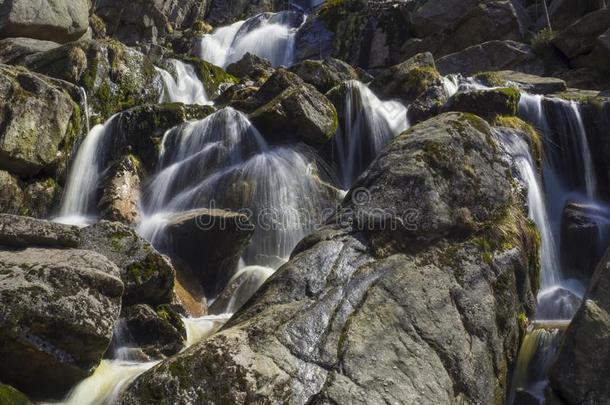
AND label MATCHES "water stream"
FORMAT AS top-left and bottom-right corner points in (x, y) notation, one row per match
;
(196, 11), (305, 68)
(156, 59), (210, 105)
